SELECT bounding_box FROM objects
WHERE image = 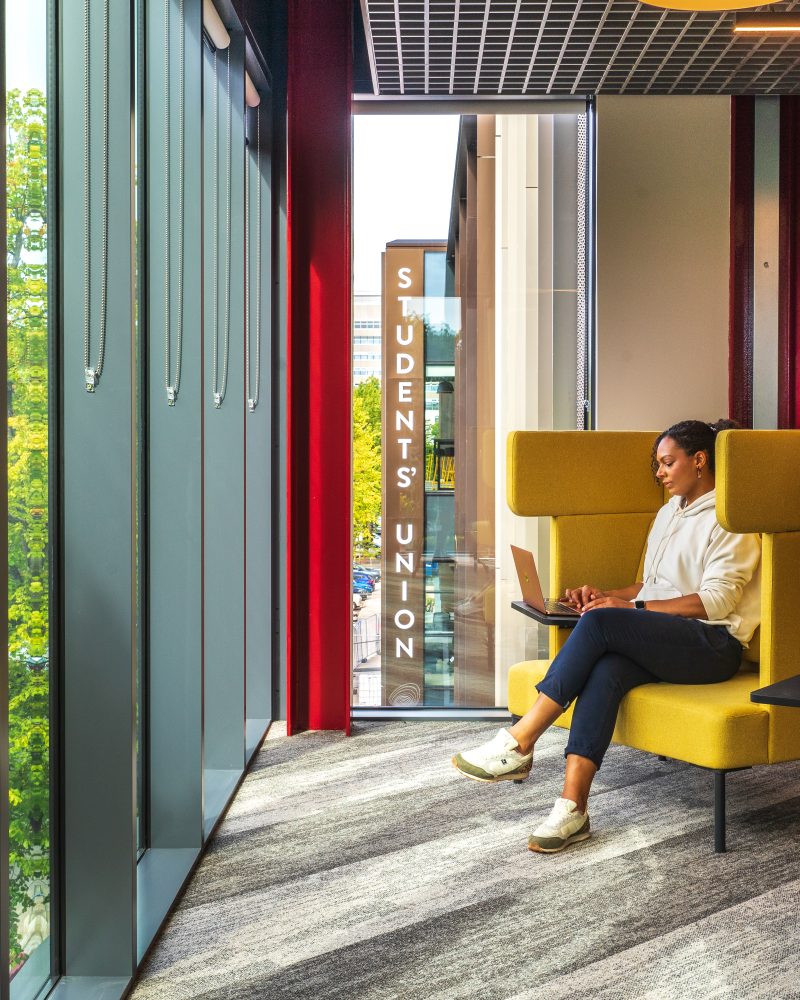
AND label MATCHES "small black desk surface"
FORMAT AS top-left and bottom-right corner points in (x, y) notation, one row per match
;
(750, 674), (800, 708)
(511, 600), (579, 628)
